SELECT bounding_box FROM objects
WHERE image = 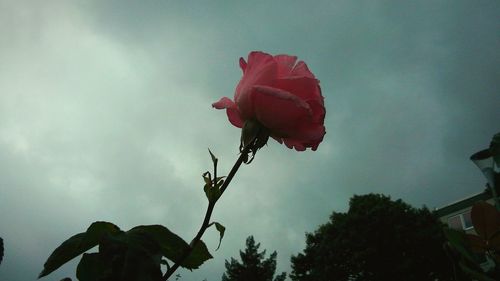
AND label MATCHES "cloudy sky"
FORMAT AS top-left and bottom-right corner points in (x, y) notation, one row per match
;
(0, 1), (499, 280)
